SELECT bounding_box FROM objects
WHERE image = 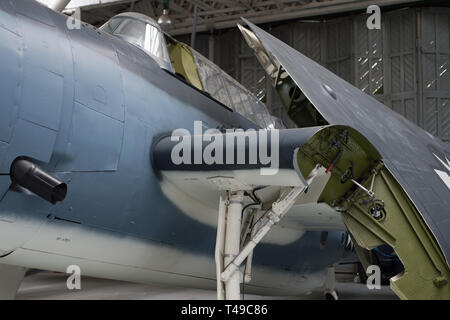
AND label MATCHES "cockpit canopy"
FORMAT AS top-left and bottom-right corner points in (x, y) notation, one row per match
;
(100, 13), (285, 130)
(100, 12), (173, 71)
